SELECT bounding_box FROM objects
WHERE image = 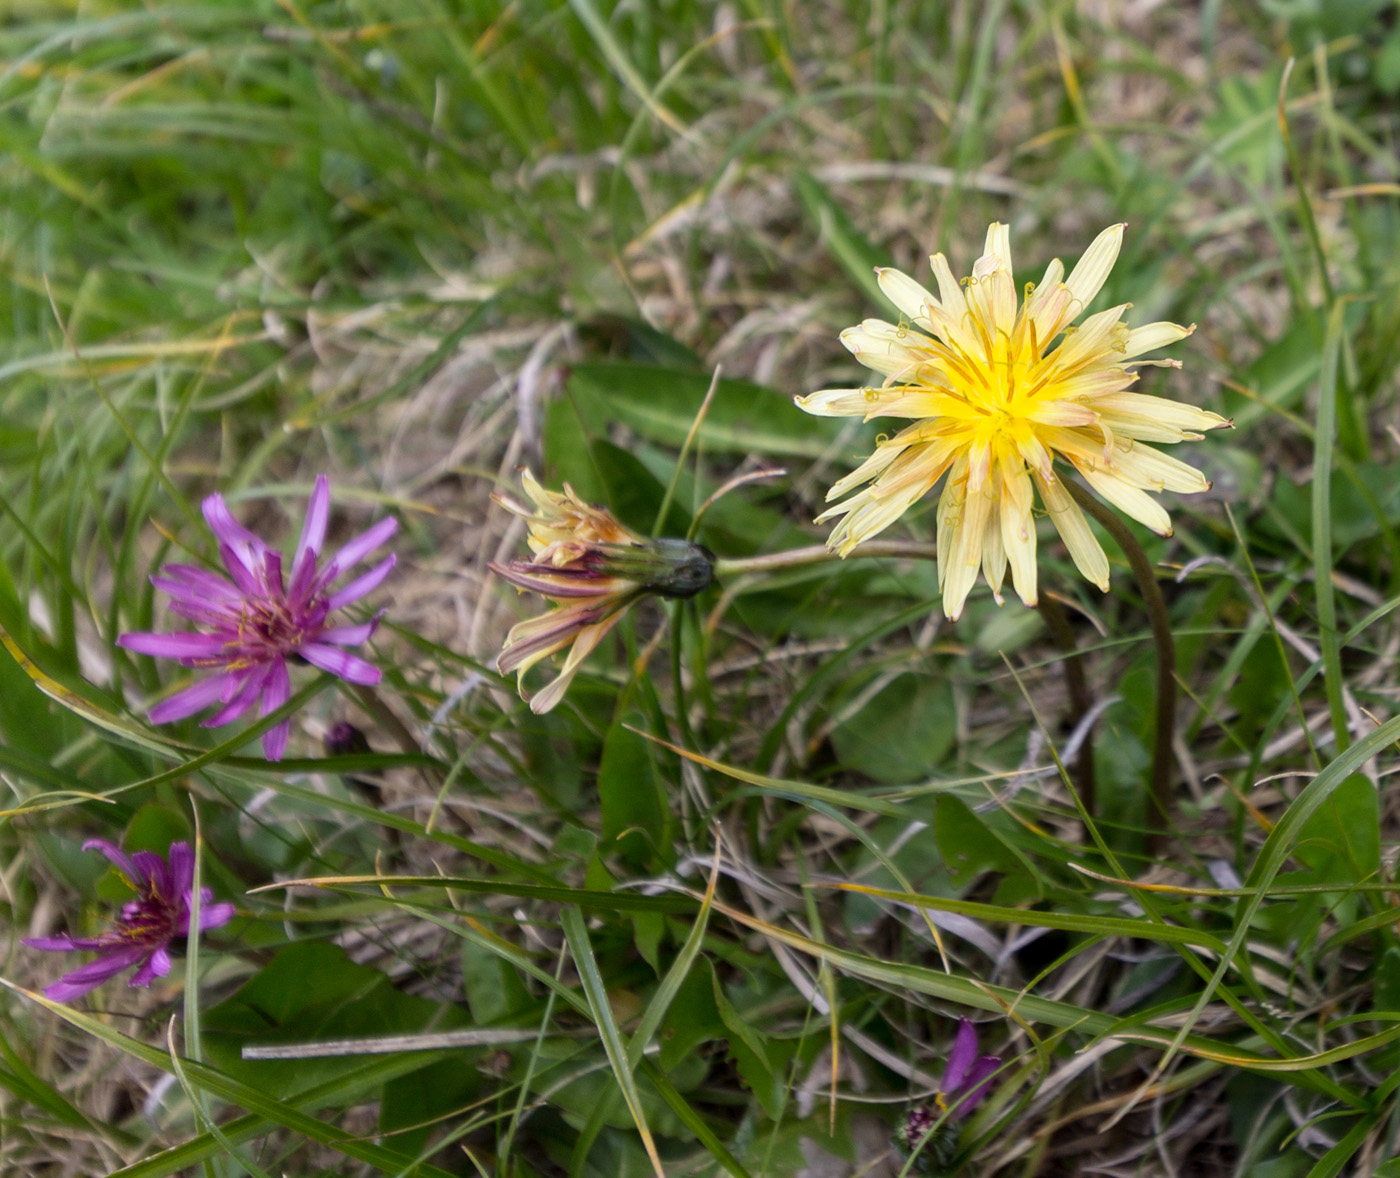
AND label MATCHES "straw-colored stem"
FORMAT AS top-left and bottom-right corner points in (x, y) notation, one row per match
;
(713, 541), (938, 578)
